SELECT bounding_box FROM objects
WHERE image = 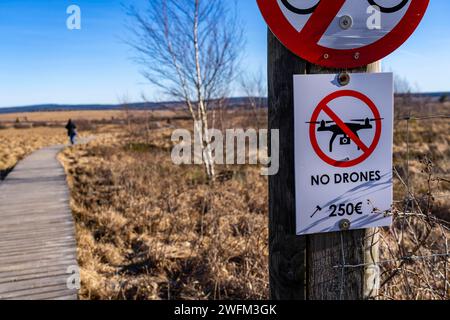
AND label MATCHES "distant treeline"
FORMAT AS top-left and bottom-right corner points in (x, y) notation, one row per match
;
(0, 102), (178, 115)
(397, 92), (450, 102)
(0, 93), (447, 115)
(0, 97), (266, 115)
